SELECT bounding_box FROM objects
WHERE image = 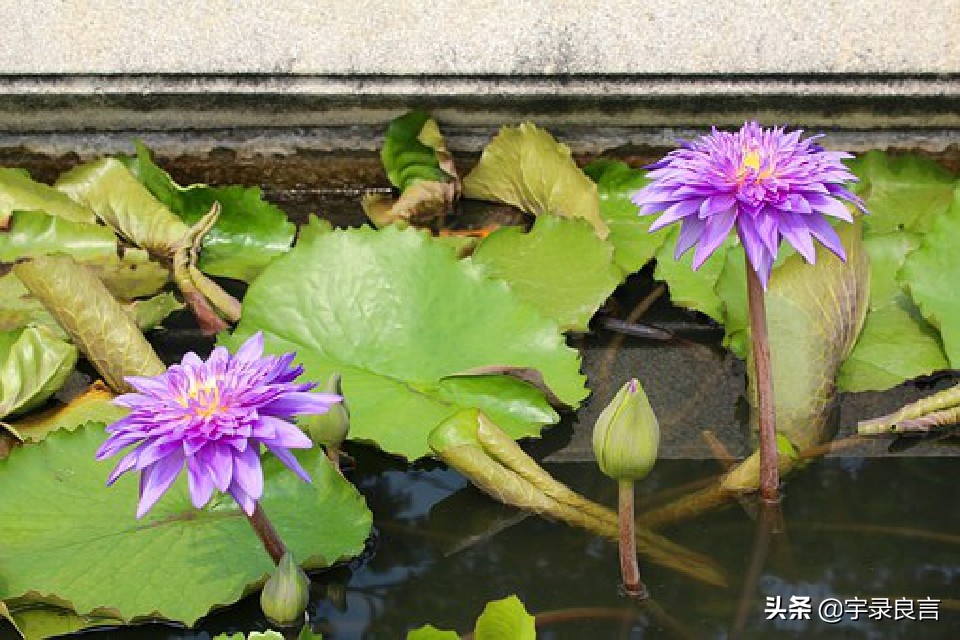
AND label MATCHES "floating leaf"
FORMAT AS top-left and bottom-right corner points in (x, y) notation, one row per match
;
(473, 595), (536, 640)
(124, 292), (183, 330)
(407, 595), (534, 640)
(1, 603), (122, 640)
(407, 625), (459, 639)
(0, 168), (96, 224)
(848, 150), (955, 235)
(123, 142), (296, 282)
(720, 223), (868, 490)
(471, 214), (621, 331)
(838, 232), (948, 391)
(0, 210), (117, 263)
(583, 159), (668, 273)
(13, 255), (165, 392)
(463, 123), (608, 238)
(0, 326), (77, 420)
(898, 185), (960, 367)
(229, 221), (586, 460)
(0, 425), (372, 625)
